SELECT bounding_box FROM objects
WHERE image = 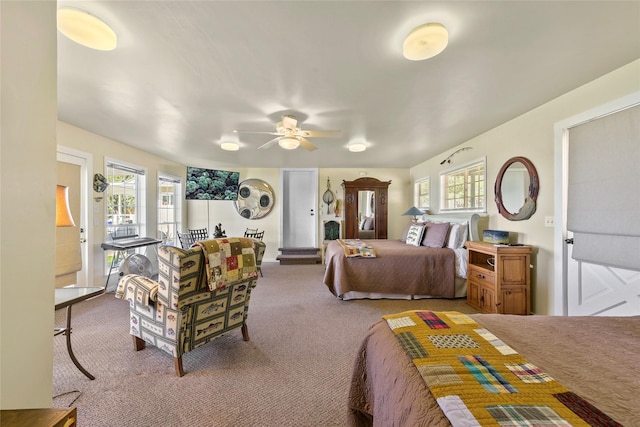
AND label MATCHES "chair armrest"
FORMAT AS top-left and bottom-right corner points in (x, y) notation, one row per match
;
(115, 274), (159, 307)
